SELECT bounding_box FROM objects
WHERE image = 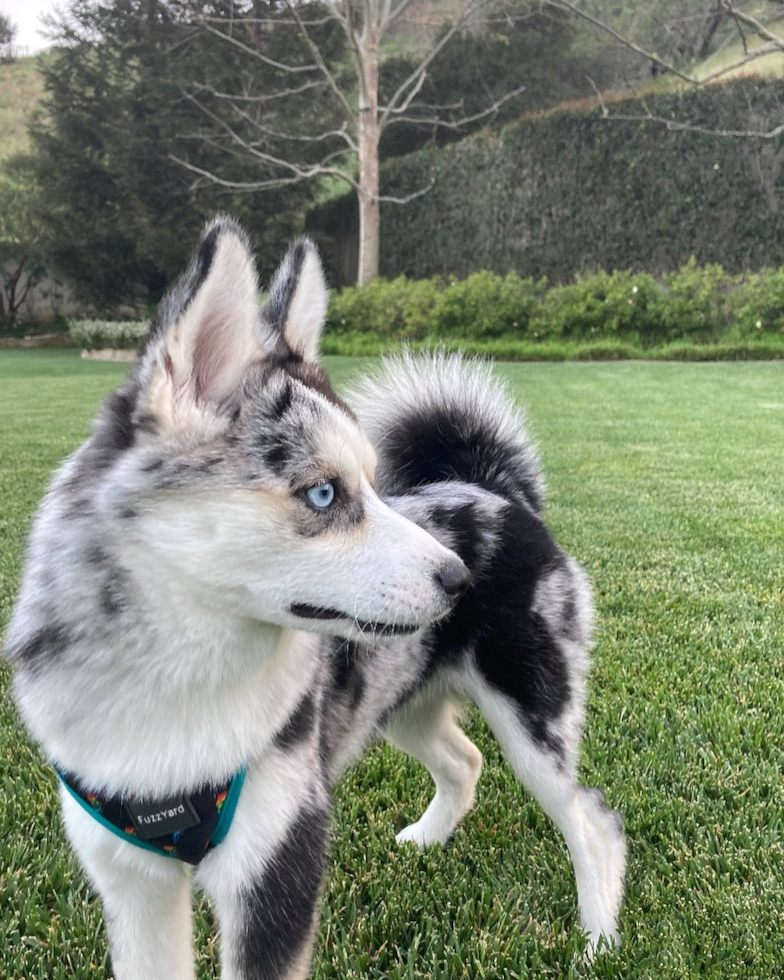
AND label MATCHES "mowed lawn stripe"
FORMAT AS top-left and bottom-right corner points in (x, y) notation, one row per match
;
(1, 351), (782, 978)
